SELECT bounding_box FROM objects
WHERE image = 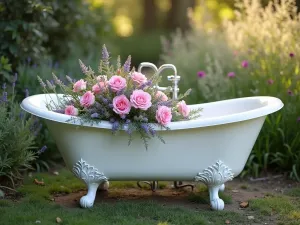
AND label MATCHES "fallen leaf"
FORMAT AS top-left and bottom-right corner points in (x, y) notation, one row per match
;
(56, 217), (62, 223)
(34, 179), (45, 186)
(231, 190), (239, 193)
(225, 219), (231, 224)
(247, 216), (254, 220)
(239, 201), (249, 208)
